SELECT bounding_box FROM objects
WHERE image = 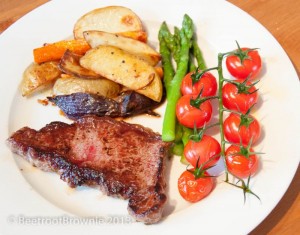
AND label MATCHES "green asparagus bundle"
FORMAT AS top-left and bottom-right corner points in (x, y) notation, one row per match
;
(159, 14), (207, 159)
